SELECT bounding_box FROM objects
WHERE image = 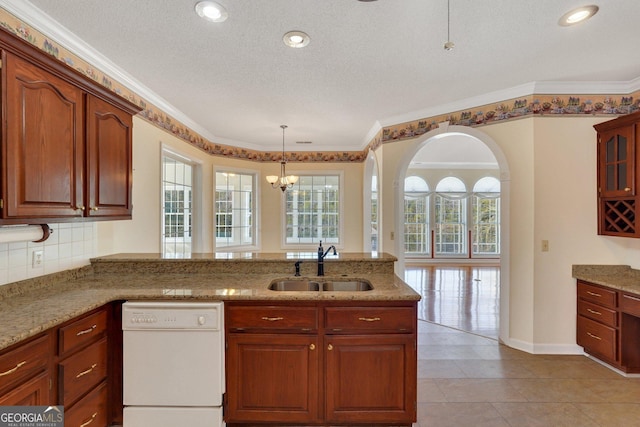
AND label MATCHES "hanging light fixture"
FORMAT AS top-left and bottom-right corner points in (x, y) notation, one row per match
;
(443, 0), (455, 51)
(266, 125), (299, 192)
